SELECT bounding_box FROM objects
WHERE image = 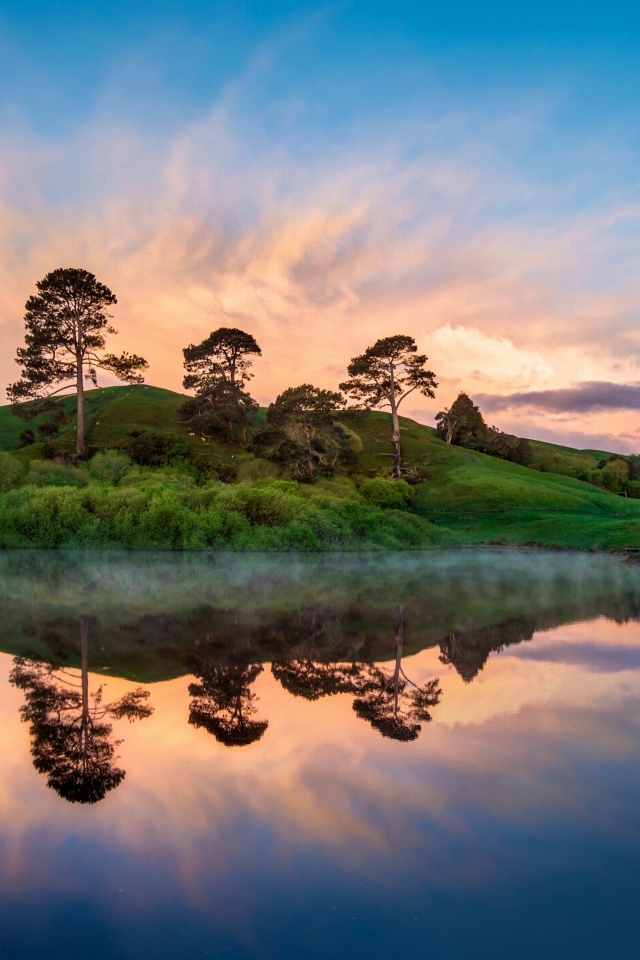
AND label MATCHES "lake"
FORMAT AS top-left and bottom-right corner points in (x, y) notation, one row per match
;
(1, 549), (639, 959)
